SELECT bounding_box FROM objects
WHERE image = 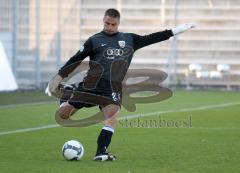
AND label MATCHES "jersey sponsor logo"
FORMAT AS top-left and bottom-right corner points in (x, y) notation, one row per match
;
(118, 41), (125, 48)
(103, 47), (133, 58)
(107, 48), (124, 56)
